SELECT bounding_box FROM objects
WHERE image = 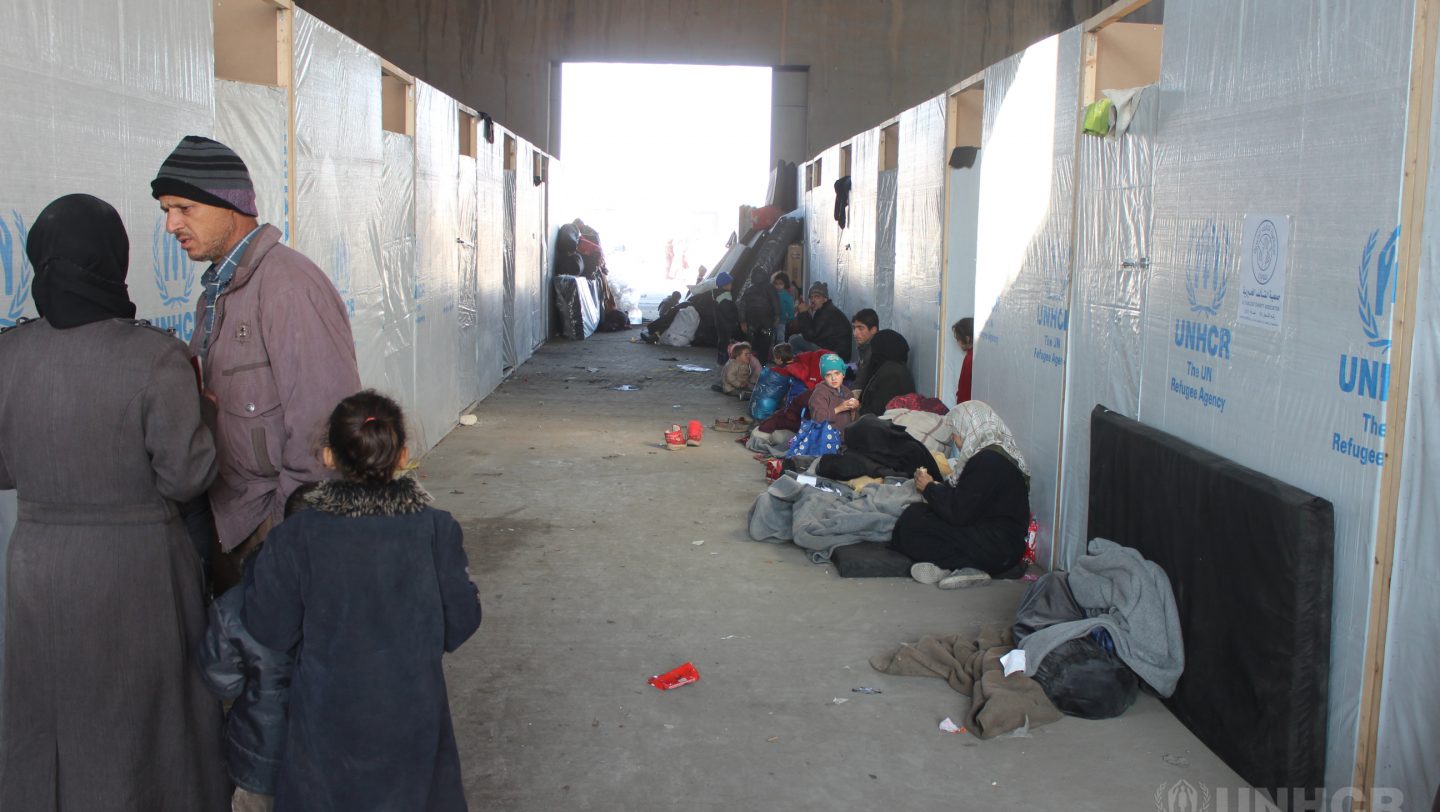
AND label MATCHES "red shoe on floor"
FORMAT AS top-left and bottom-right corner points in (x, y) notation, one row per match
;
(687, 419), (703, 447)
(664, 424), (686, 451)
